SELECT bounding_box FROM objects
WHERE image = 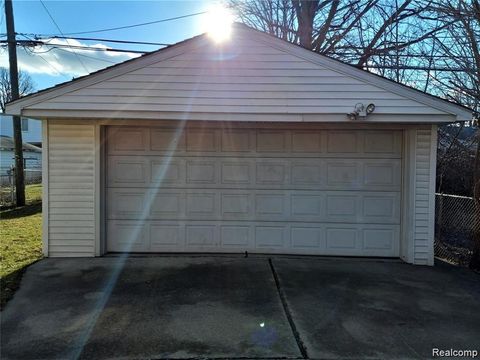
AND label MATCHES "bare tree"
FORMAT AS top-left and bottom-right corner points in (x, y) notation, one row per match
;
(230, 0), (448, 68)
(422, 1), (479, 117)
(425, 0), (479, 269)
(0, 67), (35, 112)
(231, 0), (296, 42)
